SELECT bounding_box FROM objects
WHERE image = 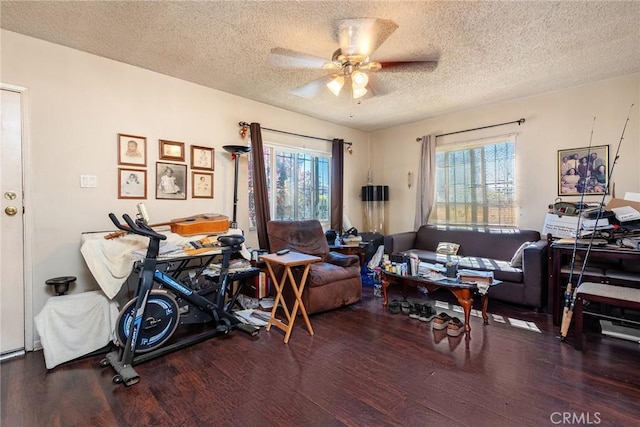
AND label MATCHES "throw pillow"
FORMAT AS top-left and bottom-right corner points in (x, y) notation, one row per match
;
(510, 241), (533, 268)
(436, 242), (460, 255)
